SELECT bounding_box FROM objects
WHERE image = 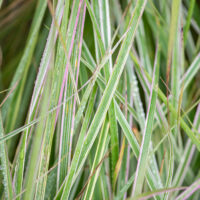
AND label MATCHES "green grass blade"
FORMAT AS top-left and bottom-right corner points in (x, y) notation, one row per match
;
(23, 69), (51, 200)
(184, 0), (195, 45)
(93, 0), (119, 190)
(54, 84), (97, 199)
(166, 0), (181, 80)
(132, 43), (160, 196)
(181, 53), (200, 91)
(0, 111), (13, 199)
(83, 120), (110, 200)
